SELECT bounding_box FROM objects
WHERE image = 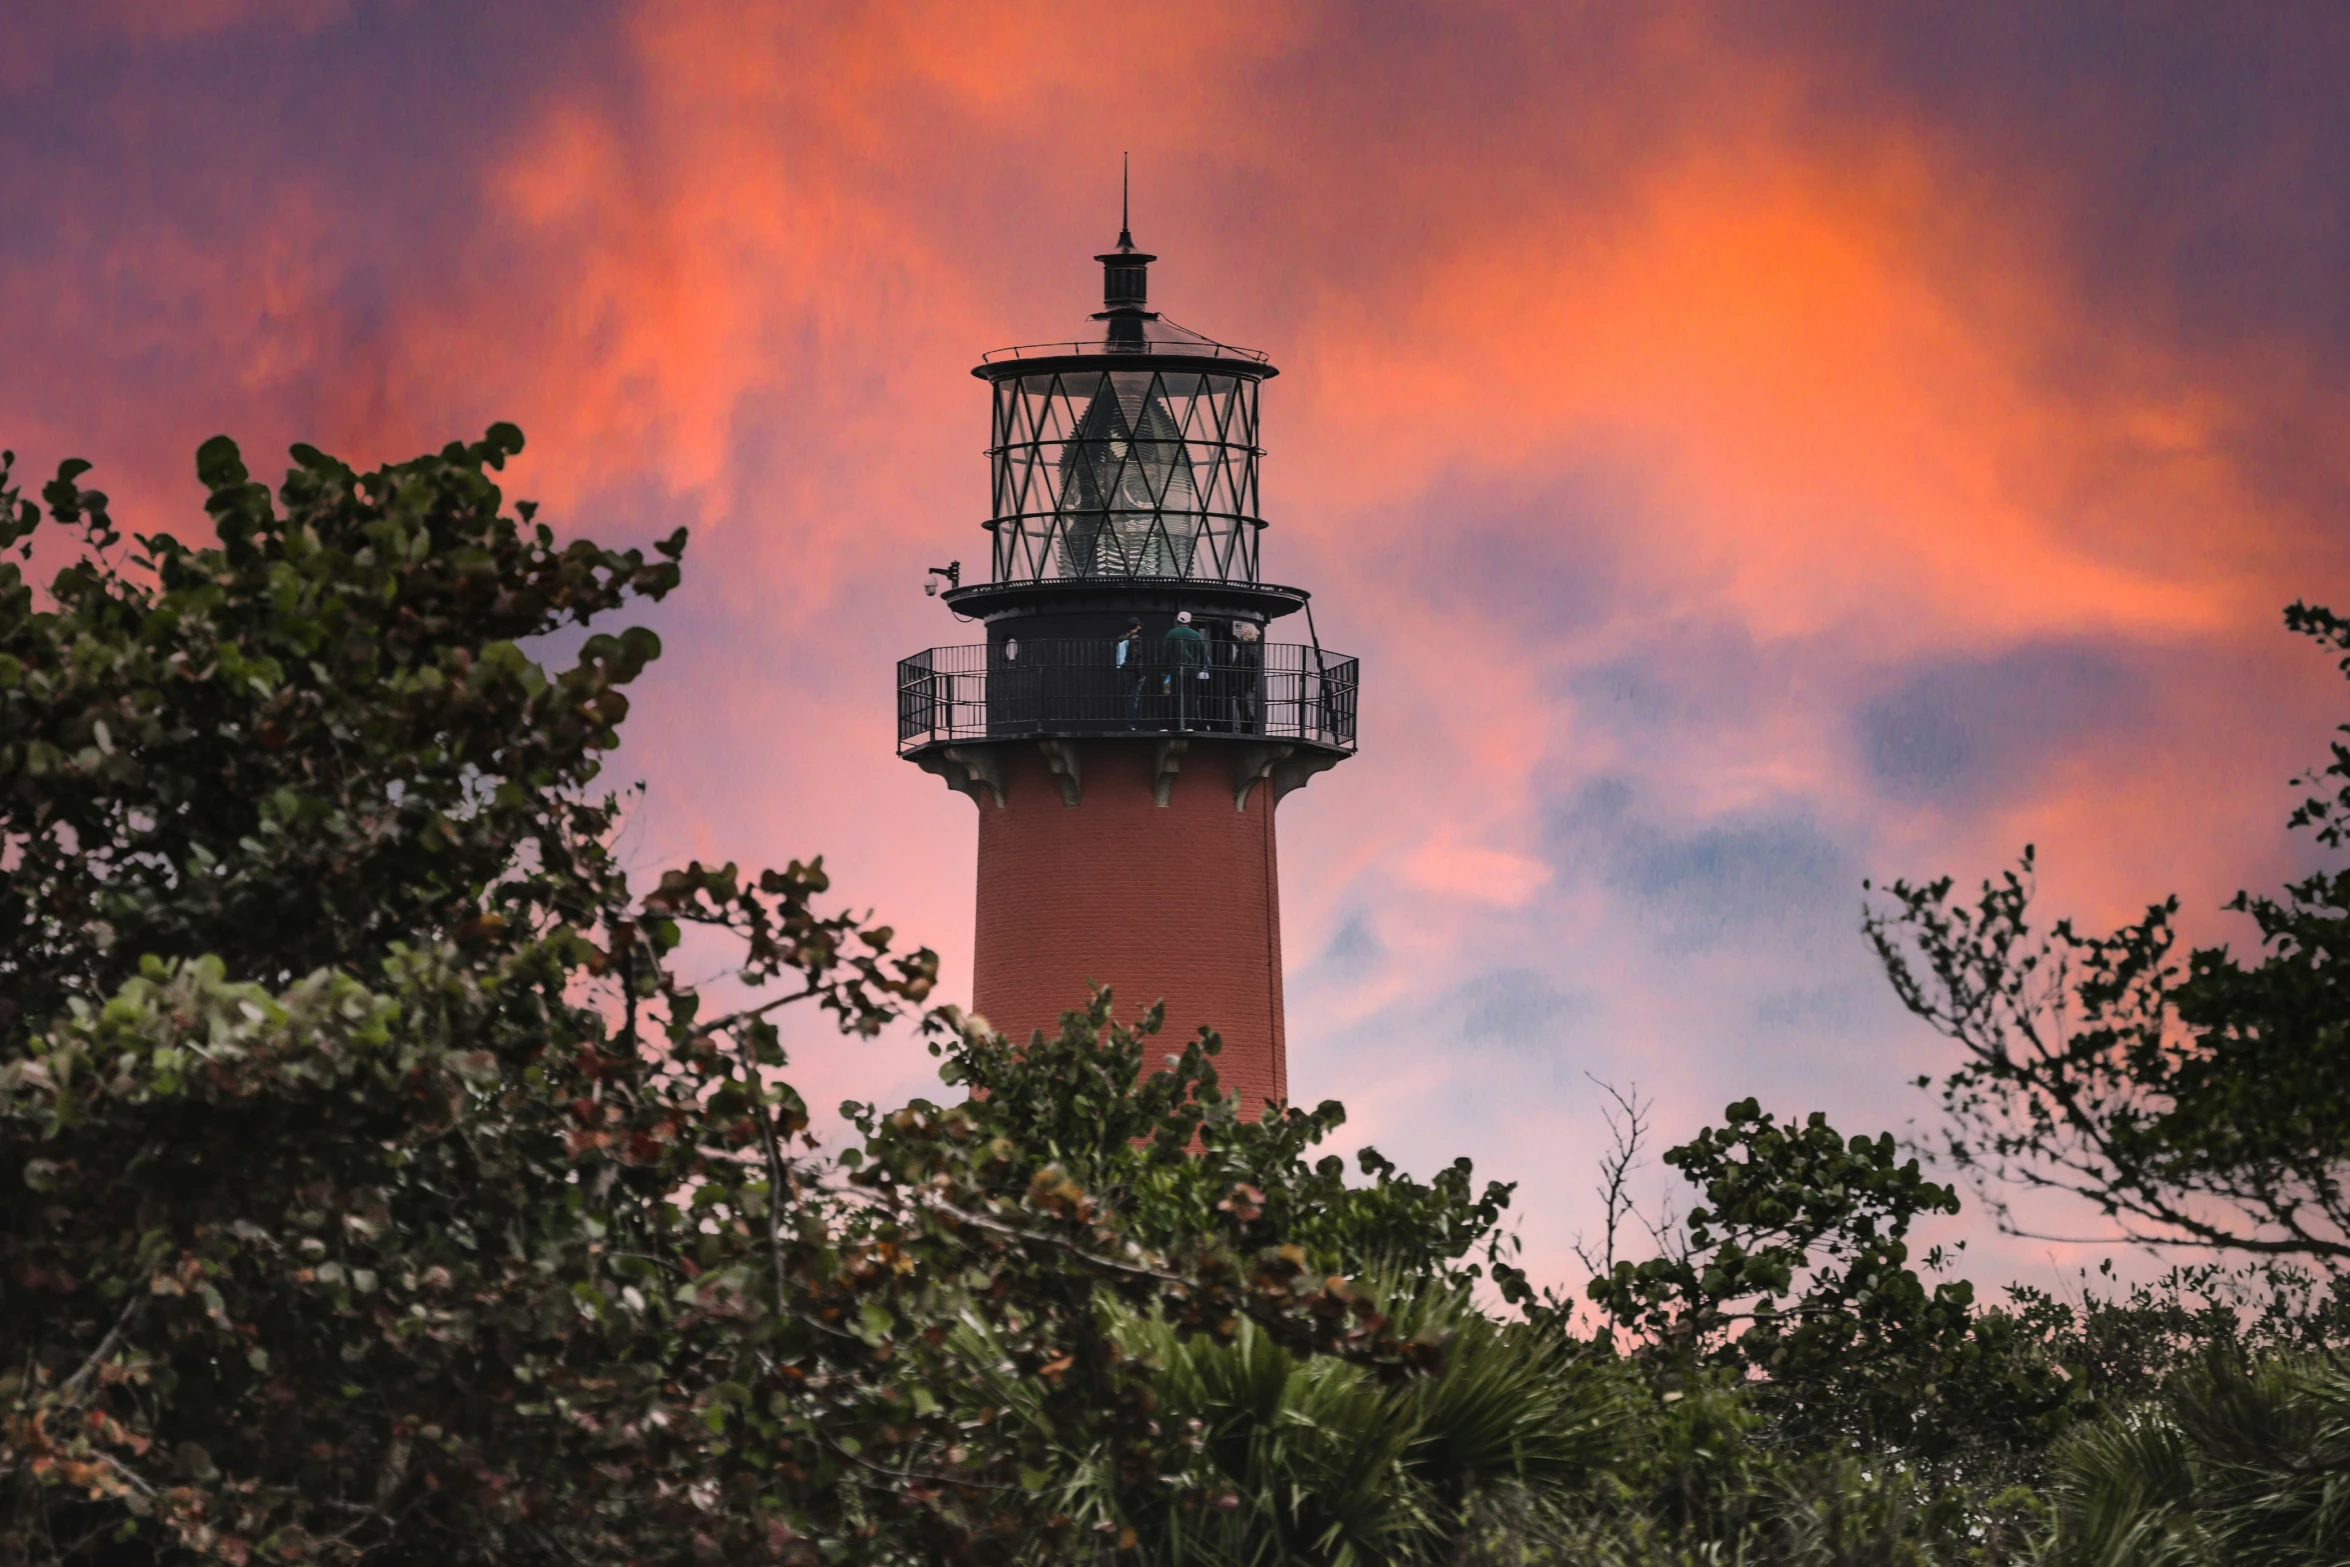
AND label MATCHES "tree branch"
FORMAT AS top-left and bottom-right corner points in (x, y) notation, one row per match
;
(690, 982), (823, 1043)
(59, 1295), (144, 1409)
(733, 1031), (796, 1312)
